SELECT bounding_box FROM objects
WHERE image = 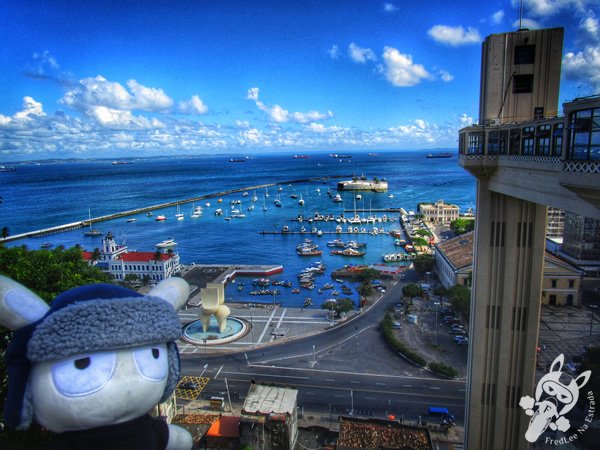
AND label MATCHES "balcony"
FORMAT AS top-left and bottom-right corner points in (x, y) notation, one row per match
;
(458, 96), (600, 218)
